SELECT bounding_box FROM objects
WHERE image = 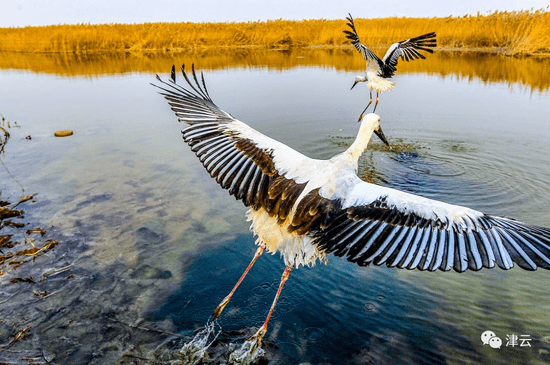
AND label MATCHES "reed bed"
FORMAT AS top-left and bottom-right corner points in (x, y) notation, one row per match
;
(0, 10), (549, 56)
